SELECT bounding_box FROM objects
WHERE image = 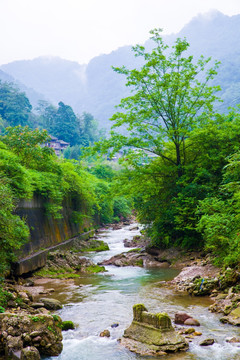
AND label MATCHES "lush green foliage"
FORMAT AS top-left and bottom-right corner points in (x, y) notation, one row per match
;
(91, 29), (240, 267)
(87, 163), (132, 224)
(1, 126), (55, 170)
(94, 29), (220, 176)
(198, 150), (240, 267)
(0, 81), (32, 127)
(0, 126), (132, 275)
